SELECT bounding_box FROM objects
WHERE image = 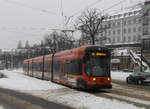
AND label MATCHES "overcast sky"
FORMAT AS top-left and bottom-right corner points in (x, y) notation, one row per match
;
(0, 0), (144, 49)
